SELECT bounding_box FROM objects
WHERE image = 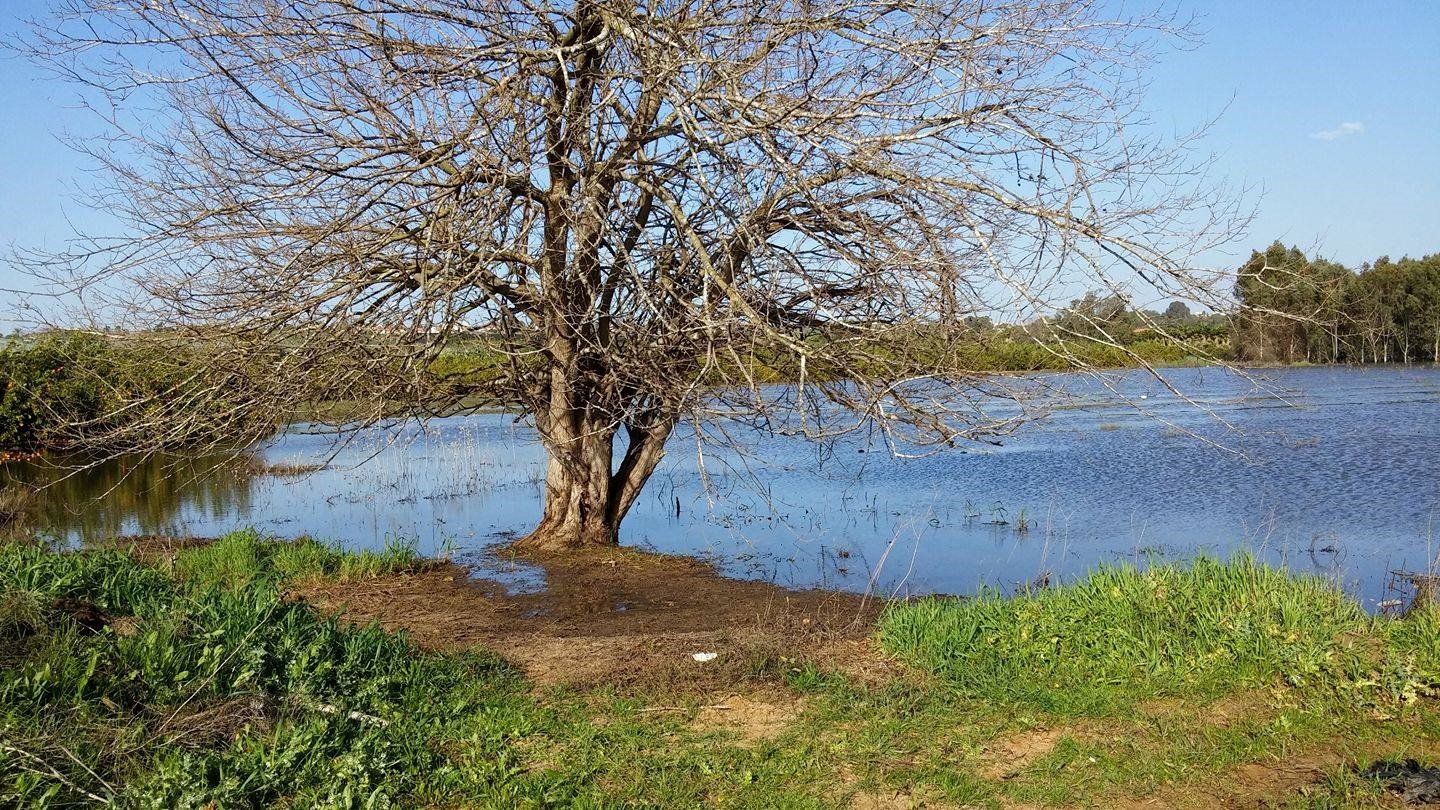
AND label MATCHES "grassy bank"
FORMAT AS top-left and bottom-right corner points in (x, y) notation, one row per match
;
(2, 534), (1437, 807)
(879, 558), (1440, 714)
